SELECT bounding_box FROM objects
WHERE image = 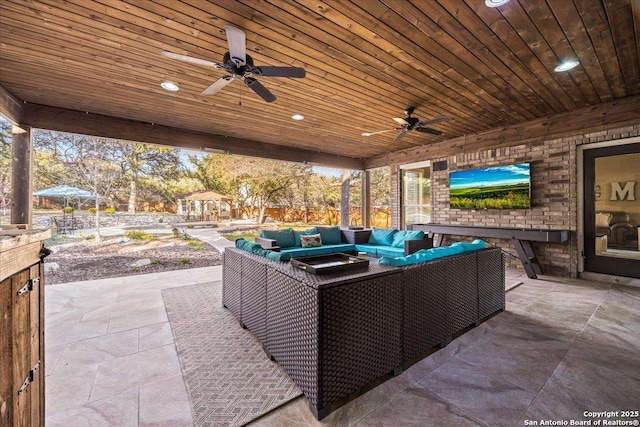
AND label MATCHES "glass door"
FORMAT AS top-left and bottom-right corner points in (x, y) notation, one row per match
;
(584, 143), (640, 278)
(402, 165), (431, 226)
